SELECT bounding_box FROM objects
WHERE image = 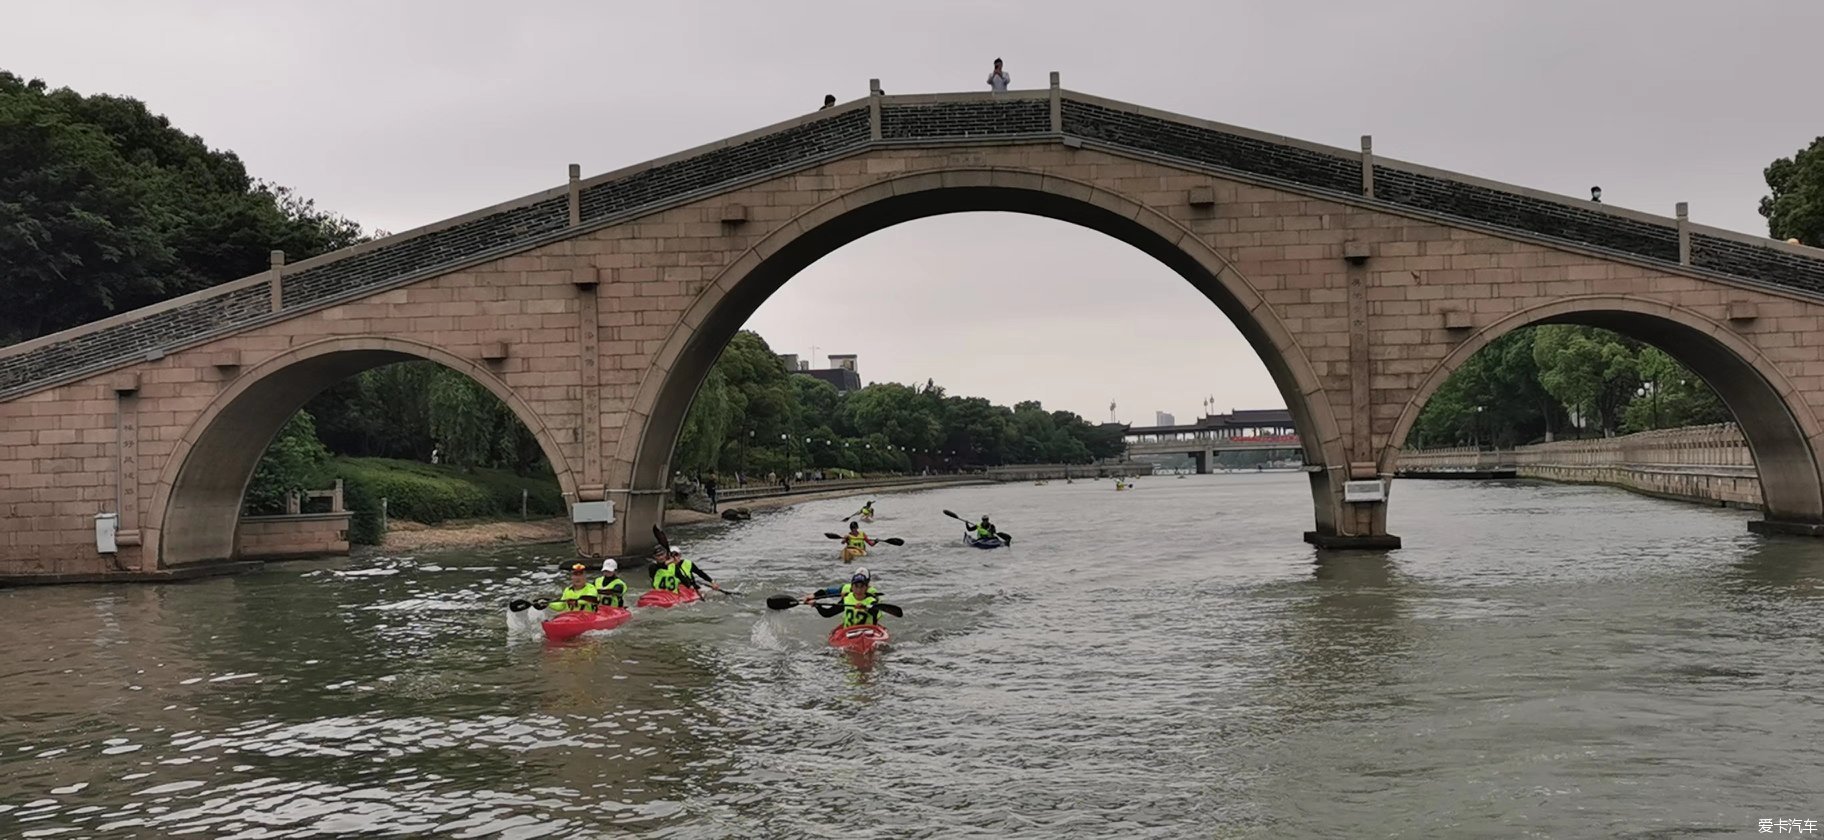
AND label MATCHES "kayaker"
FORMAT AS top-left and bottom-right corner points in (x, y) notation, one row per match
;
(971, 515), (997, 540)
(803, 567), (884, 628)
(651, 547), (722, 595)
(550, 563), (599, 612)
(859, 501), (875, 520)
(840, 521), (877, 563)
(592, 558), (628, 609)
